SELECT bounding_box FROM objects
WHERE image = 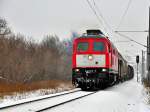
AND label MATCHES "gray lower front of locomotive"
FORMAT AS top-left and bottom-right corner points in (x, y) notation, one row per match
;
(72, 68), (109, 86)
